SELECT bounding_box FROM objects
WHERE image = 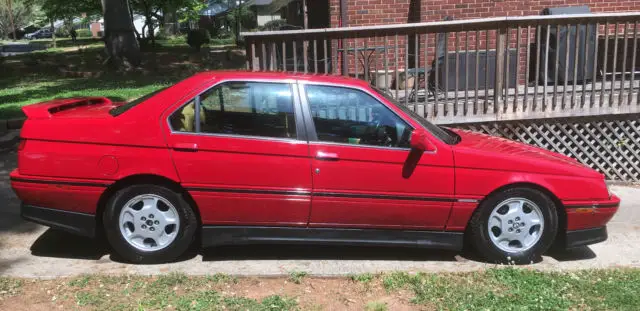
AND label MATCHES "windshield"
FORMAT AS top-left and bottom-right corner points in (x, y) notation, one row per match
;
(109, 87), (168, 116)
(371, 86), (459, 145)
